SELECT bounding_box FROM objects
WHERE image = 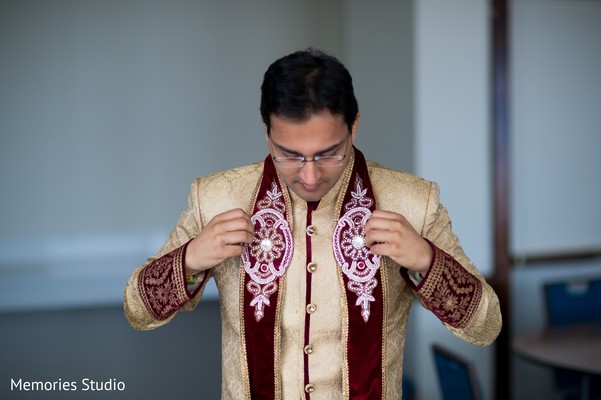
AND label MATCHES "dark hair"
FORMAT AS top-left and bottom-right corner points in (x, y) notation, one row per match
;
(260, 48), (359, 134)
